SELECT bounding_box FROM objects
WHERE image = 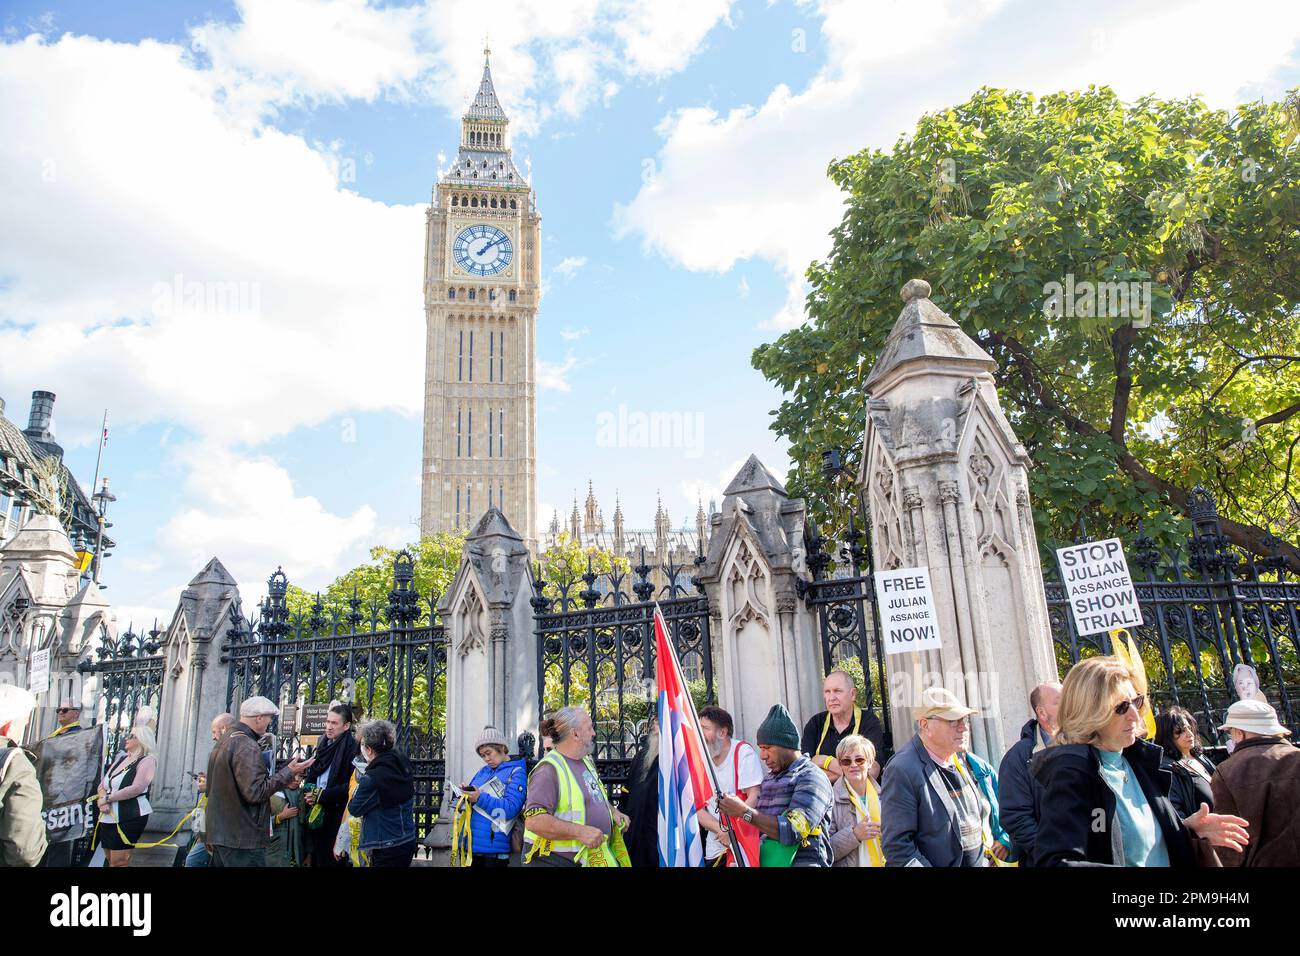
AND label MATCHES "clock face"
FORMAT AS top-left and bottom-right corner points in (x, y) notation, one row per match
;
(453, 224), (513, 277)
